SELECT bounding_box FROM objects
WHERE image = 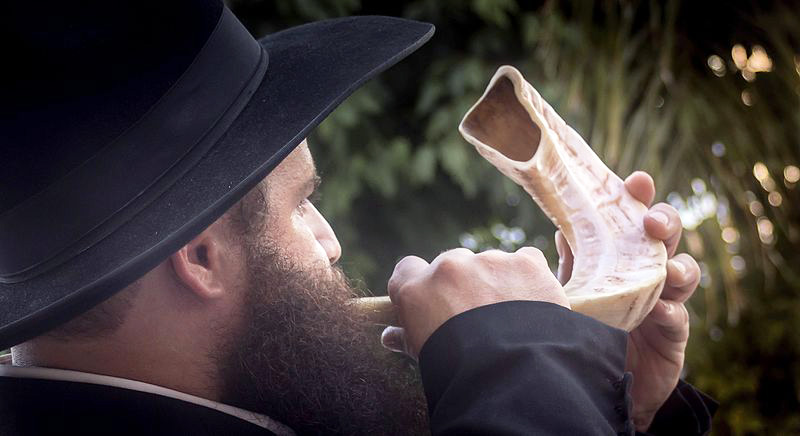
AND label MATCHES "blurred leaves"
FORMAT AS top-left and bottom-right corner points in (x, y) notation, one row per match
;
(230, 0), (800, 433)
